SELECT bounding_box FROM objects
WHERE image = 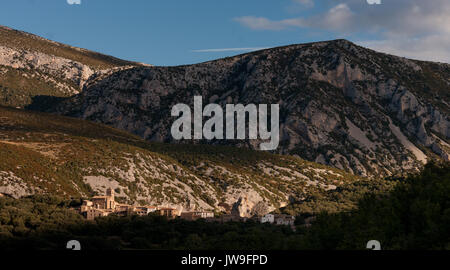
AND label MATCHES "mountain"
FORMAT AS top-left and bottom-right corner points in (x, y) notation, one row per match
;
(0, 26), (448, 191)
(0, 25), (145, 108)
(43, 39), (449, 177)
(0, 106), (366, 216)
